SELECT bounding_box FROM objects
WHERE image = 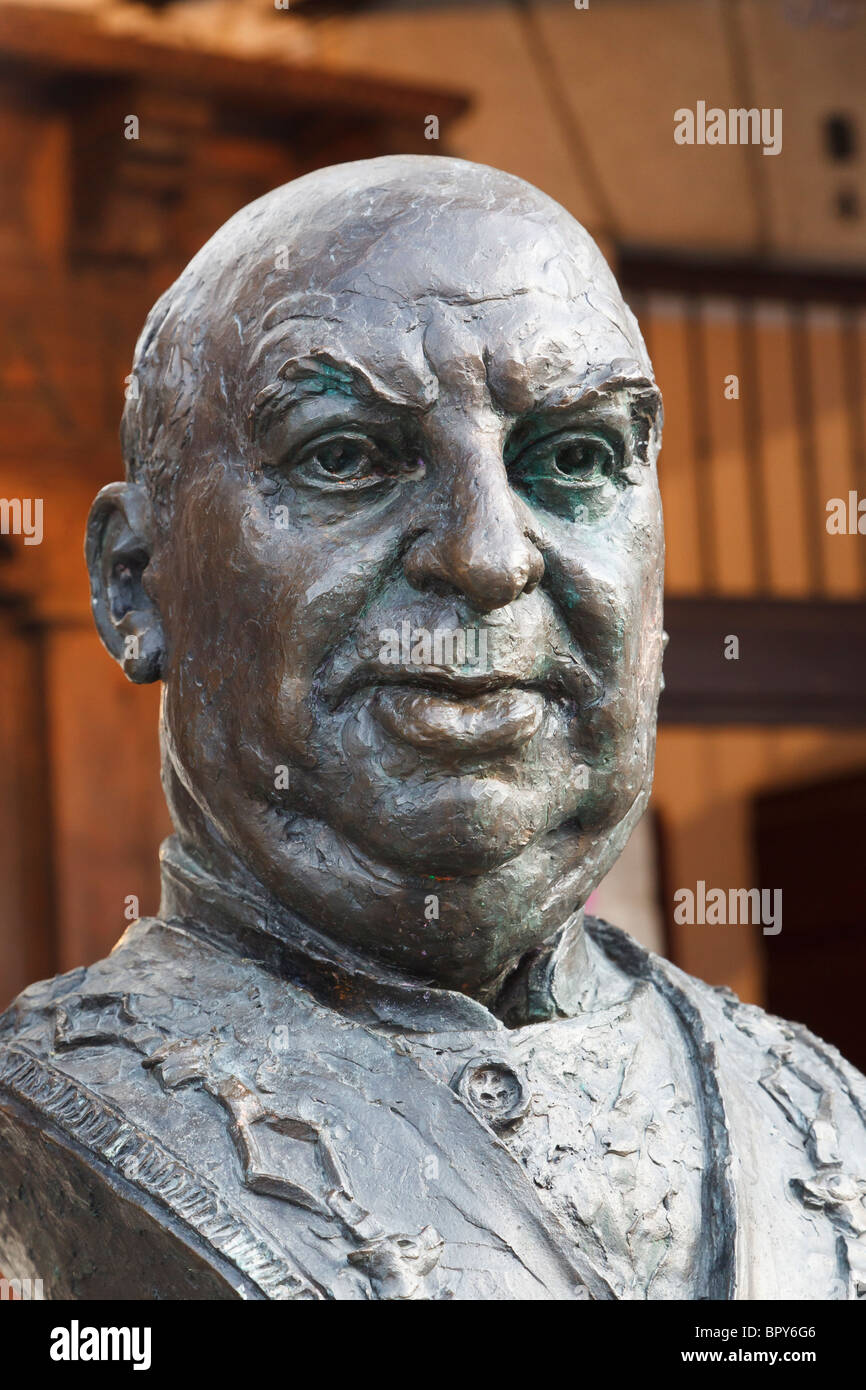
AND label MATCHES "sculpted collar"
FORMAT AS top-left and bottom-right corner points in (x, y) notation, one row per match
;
(158, 837), (597, 1035)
